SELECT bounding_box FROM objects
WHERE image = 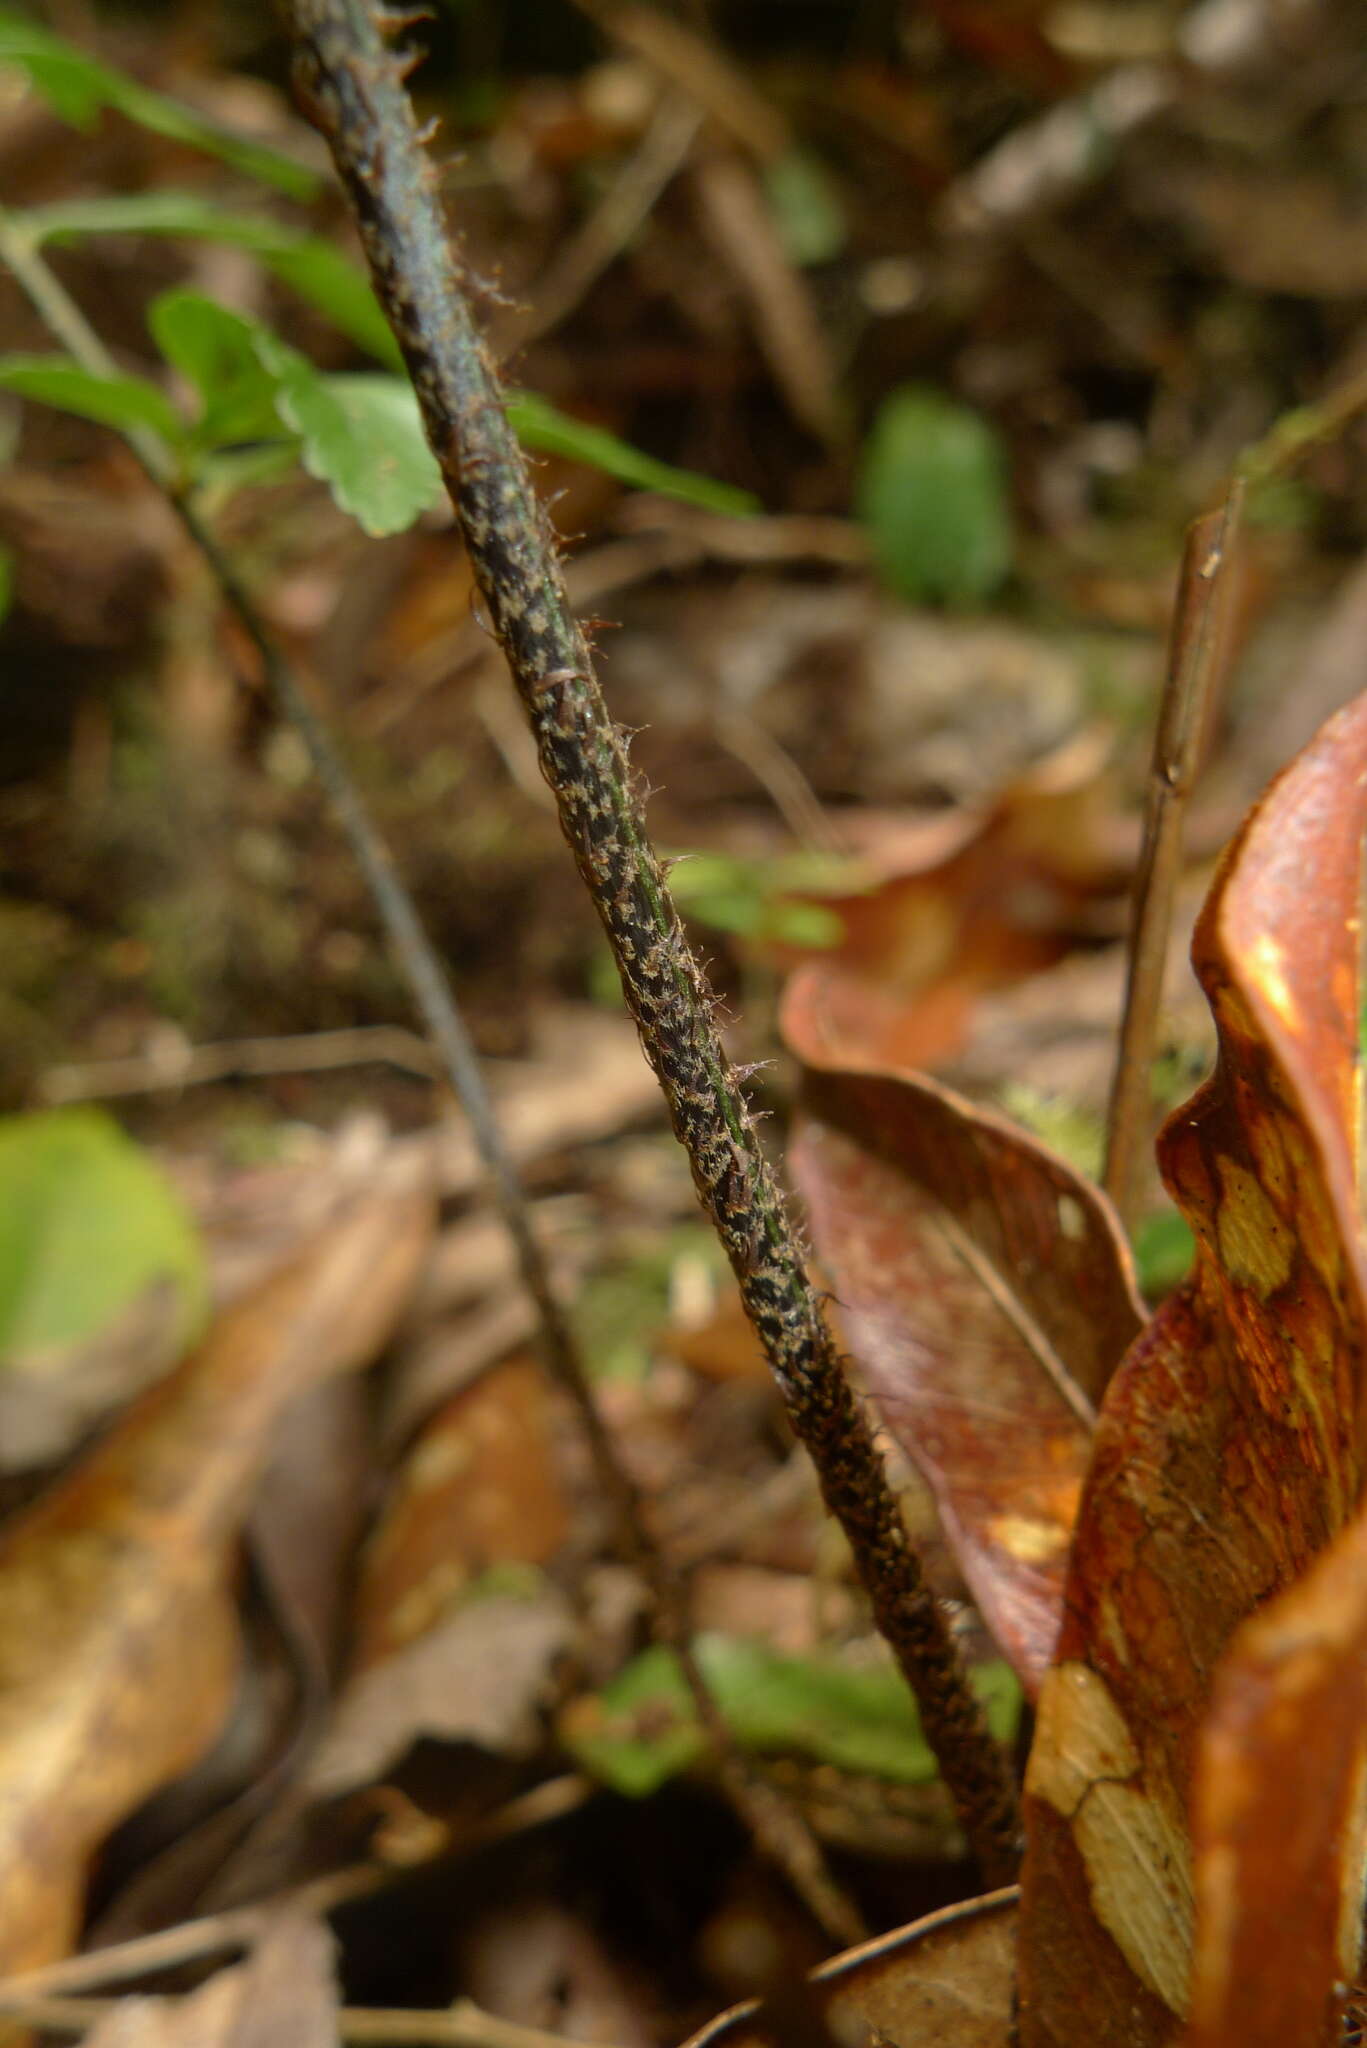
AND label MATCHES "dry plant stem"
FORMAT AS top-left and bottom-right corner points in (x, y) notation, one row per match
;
(0, 1990), (600, 2048)
(1239, 357), (1367, 491)
(504, 88), (702, 349)
(0, 1780), (592, 2006)
(0, 210), (862, 1949)
(1104, 480), (1244, 1231)
(40, 1025), (439, 1102)
(284, 0), (1021, 1884)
